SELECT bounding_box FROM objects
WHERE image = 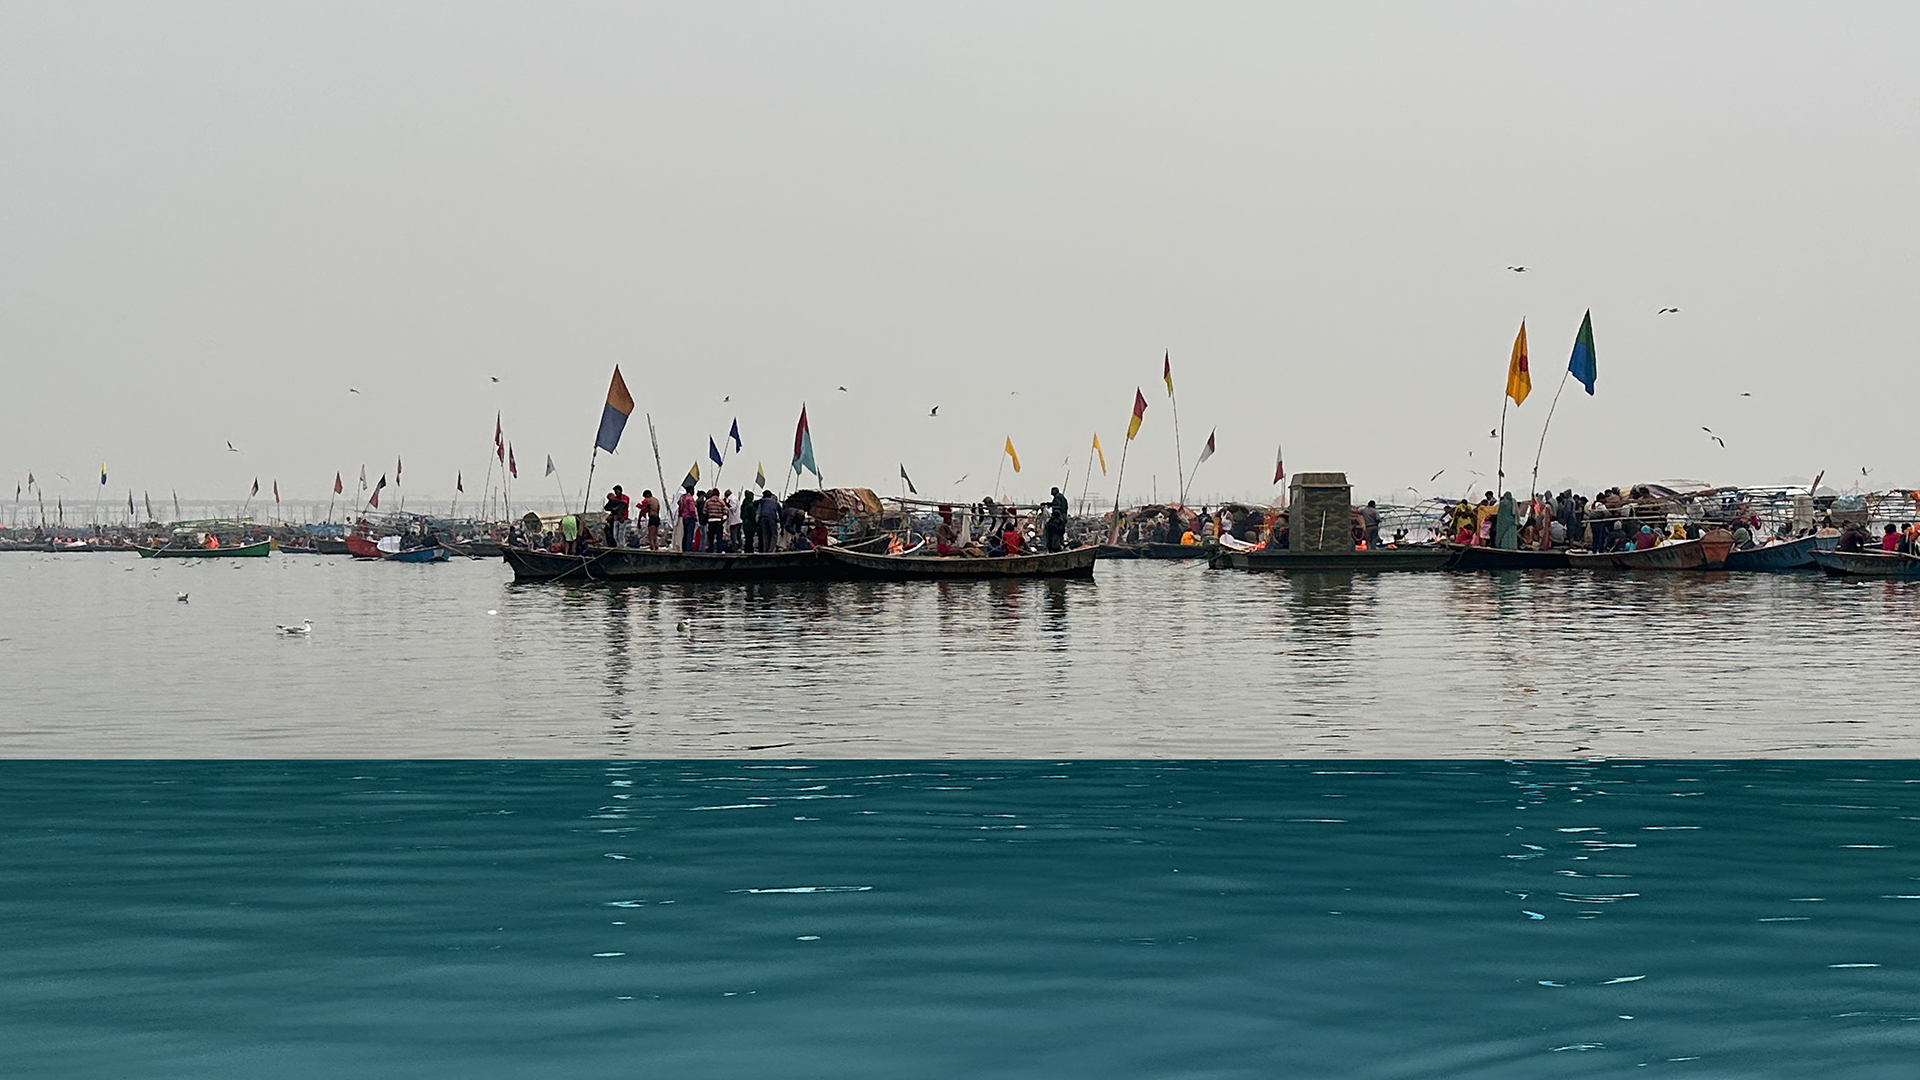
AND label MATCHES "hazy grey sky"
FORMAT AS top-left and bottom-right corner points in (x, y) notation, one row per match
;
(4, 2), (1916, 511)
